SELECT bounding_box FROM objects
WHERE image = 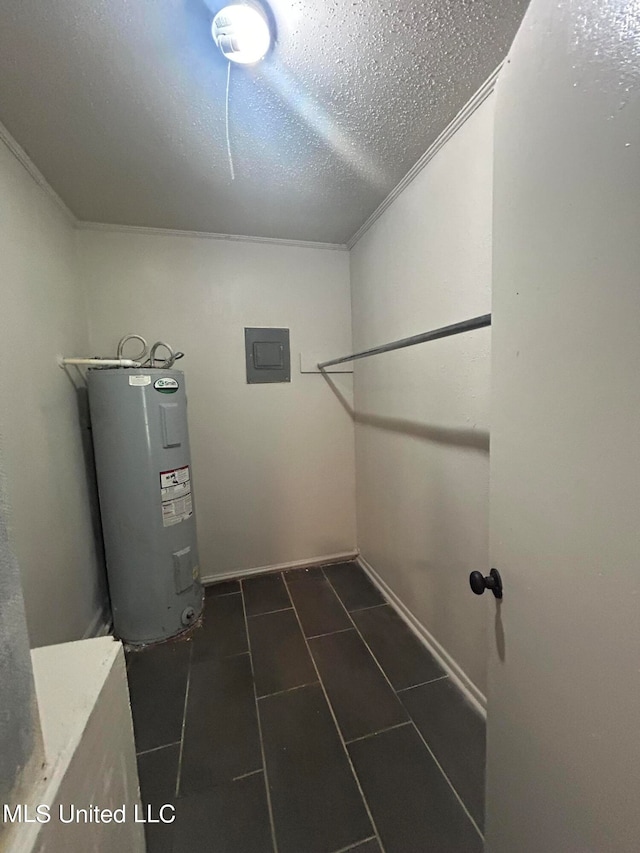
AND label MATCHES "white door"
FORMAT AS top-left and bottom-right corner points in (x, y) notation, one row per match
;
(486, 1), (640, 850)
